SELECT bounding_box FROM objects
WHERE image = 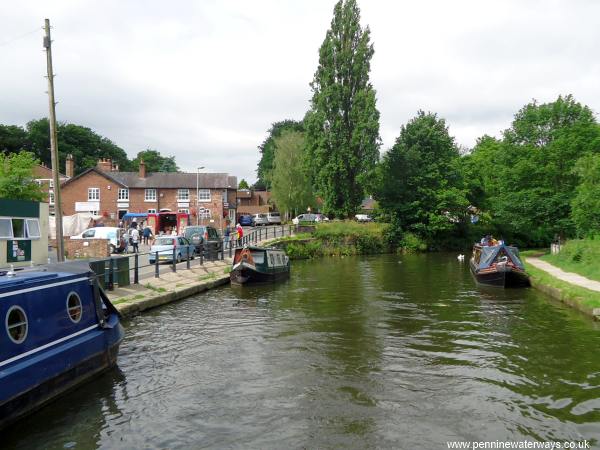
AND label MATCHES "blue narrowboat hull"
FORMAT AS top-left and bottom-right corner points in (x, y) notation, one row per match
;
(0, 264), (124, 429)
